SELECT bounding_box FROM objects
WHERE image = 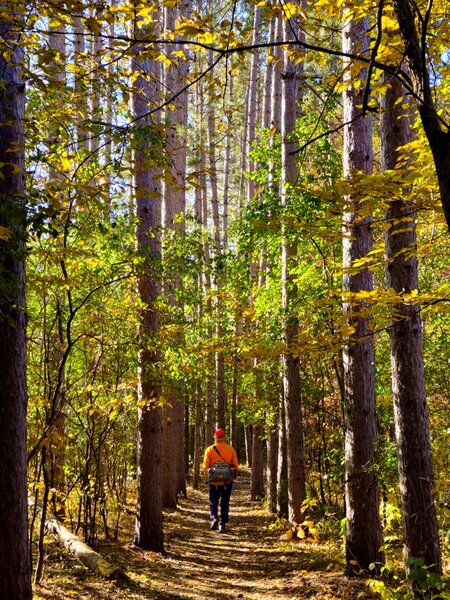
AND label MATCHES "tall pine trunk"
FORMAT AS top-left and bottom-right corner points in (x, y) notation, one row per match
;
(206, 54), (226, 429)
(161, 0), (190, 507)
(131, 7), (164, 552)
(0, 11), (32, 598)
(381, 72), (441, 573)
(280, 16), (306, 527)
(341, 14), (382, 574)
